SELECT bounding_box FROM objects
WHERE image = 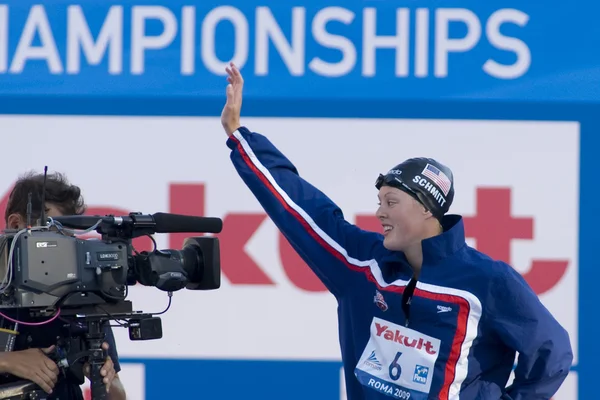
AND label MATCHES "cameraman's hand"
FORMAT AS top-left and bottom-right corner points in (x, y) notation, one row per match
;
(220, 61), (244, 137)
(0, 346), (59, 394)
(83, 342), (116, 393)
